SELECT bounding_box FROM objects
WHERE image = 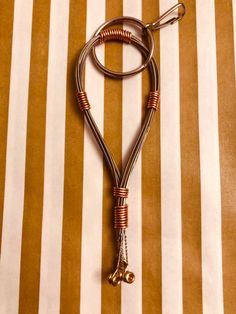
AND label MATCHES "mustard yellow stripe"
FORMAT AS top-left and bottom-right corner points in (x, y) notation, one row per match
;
(18, 1), (50, 312)
(179, 1), (202, 313)
(0, 0), (14, 255)
(59, 0), (87, 313)
(101, 0), (123, 312)
(215, 1), (236, 313)
(142, 1), (162, 313)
